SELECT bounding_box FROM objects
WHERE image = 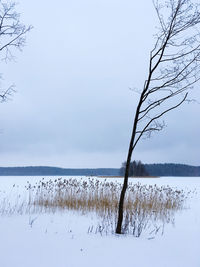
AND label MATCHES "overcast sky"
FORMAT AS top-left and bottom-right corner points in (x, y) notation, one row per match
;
(0, 0), (200, 168)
